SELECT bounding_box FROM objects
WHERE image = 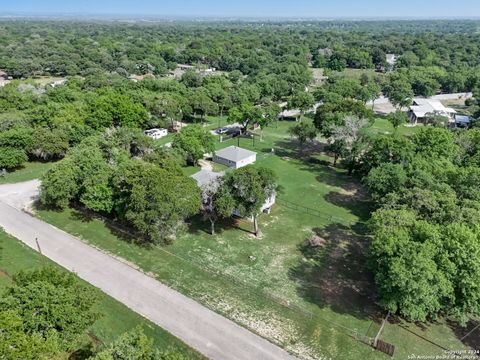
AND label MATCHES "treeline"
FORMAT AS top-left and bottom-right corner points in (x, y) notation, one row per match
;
(40, 128), (201, 243)
(0, 266), (185, 359)
(0, 69), (284, 171)
(362, 128), (480, 324)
